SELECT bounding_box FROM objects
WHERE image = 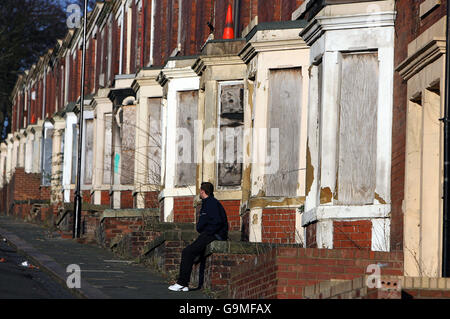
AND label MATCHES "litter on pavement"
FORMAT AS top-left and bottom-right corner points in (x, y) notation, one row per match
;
(20, 261), (39, 269)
